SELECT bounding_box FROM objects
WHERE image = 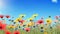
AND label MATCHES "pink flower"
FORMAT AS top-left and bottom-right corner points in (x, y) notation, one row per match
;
(54, 20), (58, 23)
